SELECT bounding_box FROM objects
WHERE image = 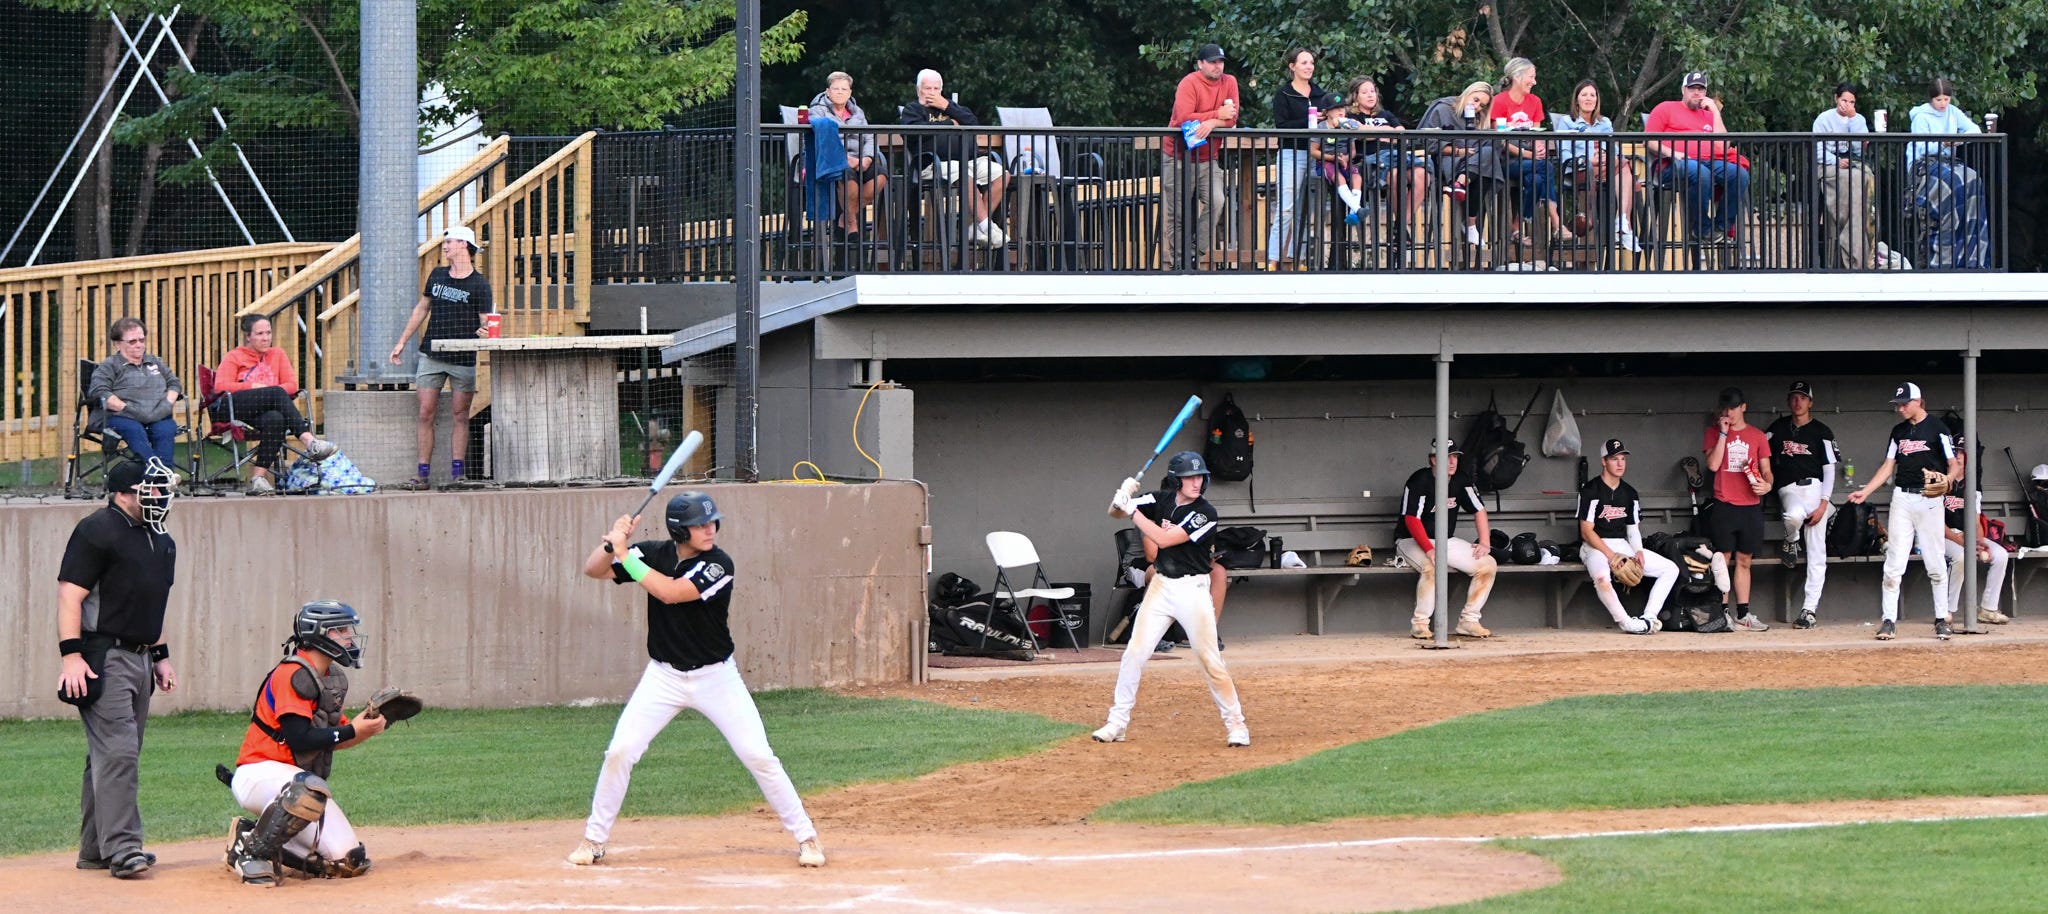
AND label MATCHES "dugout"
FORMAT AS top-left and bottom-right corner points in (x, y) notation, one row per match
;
(664, 272), (2048, 641)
